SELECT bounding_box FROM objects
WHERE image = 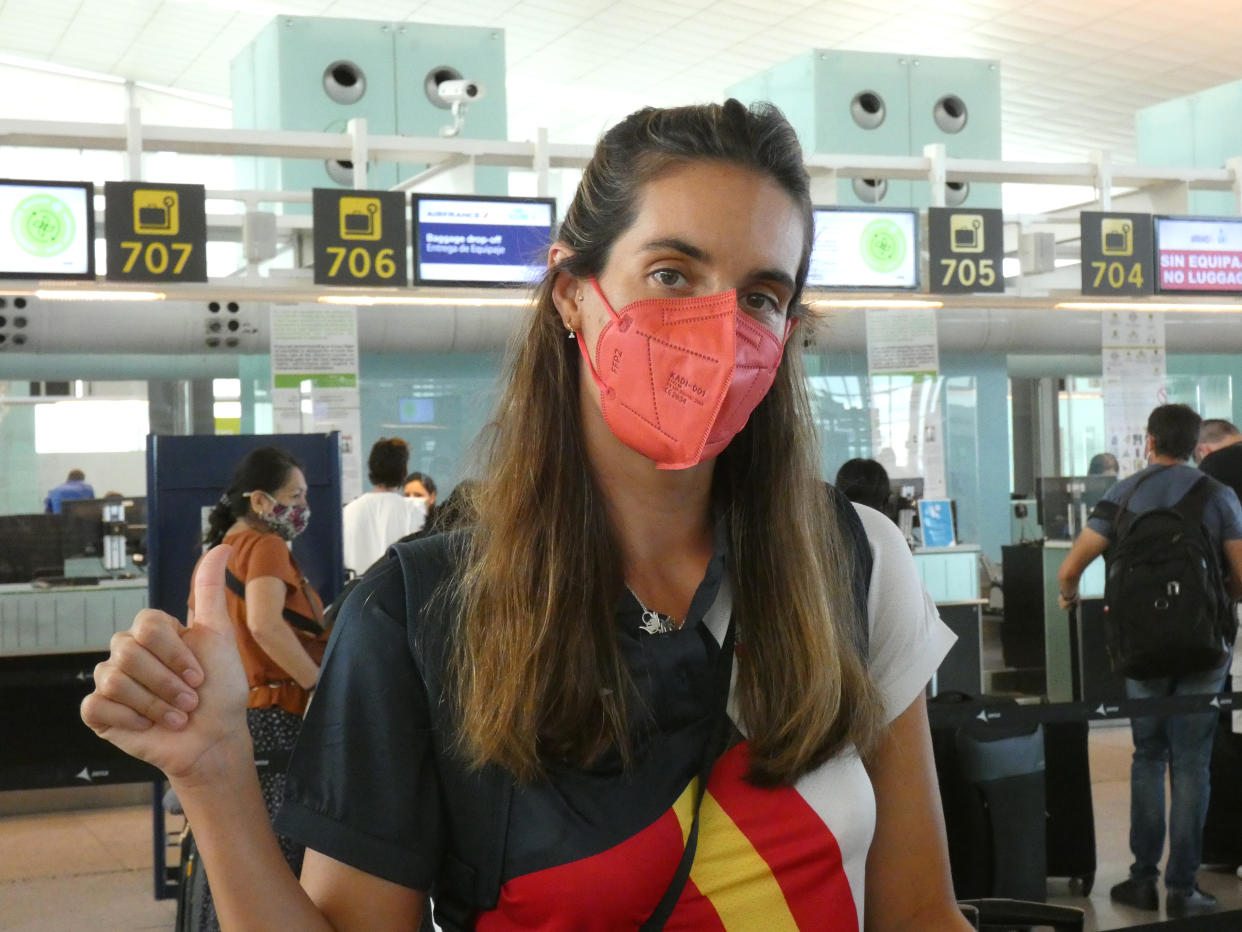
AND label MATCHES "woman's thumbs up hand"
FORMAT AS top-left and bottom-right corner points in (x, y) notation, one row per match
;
(81, 545), (251, 784)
